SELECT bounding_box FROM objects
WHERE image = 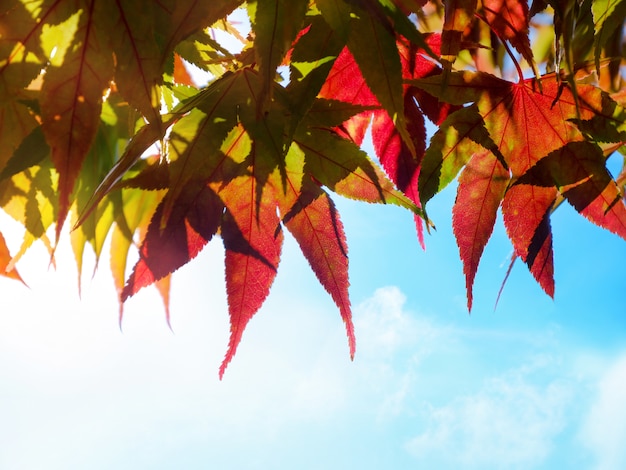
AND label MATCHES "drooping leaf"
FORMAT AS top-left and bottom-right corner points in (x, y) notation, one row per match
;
(109, 165), (165, 320)
(70, 123), (122, 291)
(280, 147), (355, 358)
(502, 184), (556, 296)
(372, 97), (427, 245)
(415, 71), (622, 301)
(346, 3), (412, 151)
(40, 0), (113, 240)
(218, 173), (283, 379)
(453, 149), (508, 310)
(99, 0), (163, 124)
(122, 183), (223, 301)
(286, 15), (345, 138)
